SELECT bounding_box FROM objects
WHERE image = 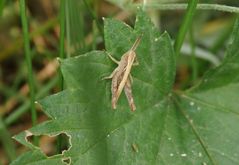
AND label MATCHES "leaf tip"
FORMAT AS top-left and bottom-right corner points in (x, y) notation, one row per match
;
(25, 130), (33, 136)
(57, 57), (63, 64)
(161, 31), (170, 38)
